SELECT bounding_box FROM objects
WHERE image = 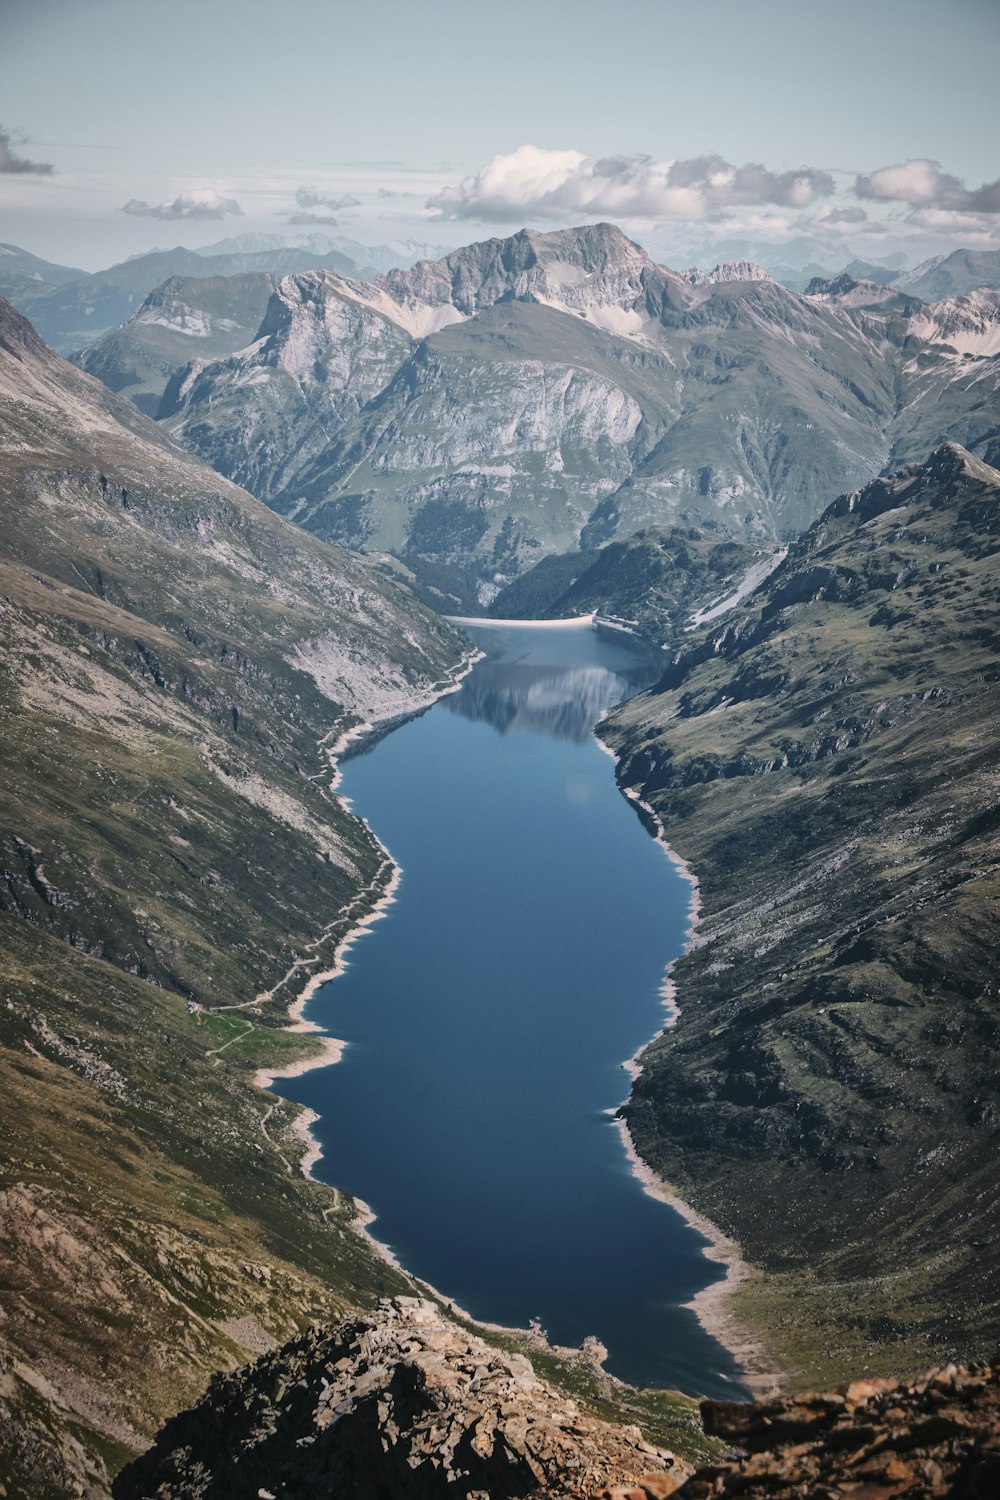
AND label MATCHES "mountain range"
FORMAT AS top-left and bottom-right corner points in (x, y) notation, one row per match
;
(1, 242), (373, 354)
(136, 223), (1000, 611)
